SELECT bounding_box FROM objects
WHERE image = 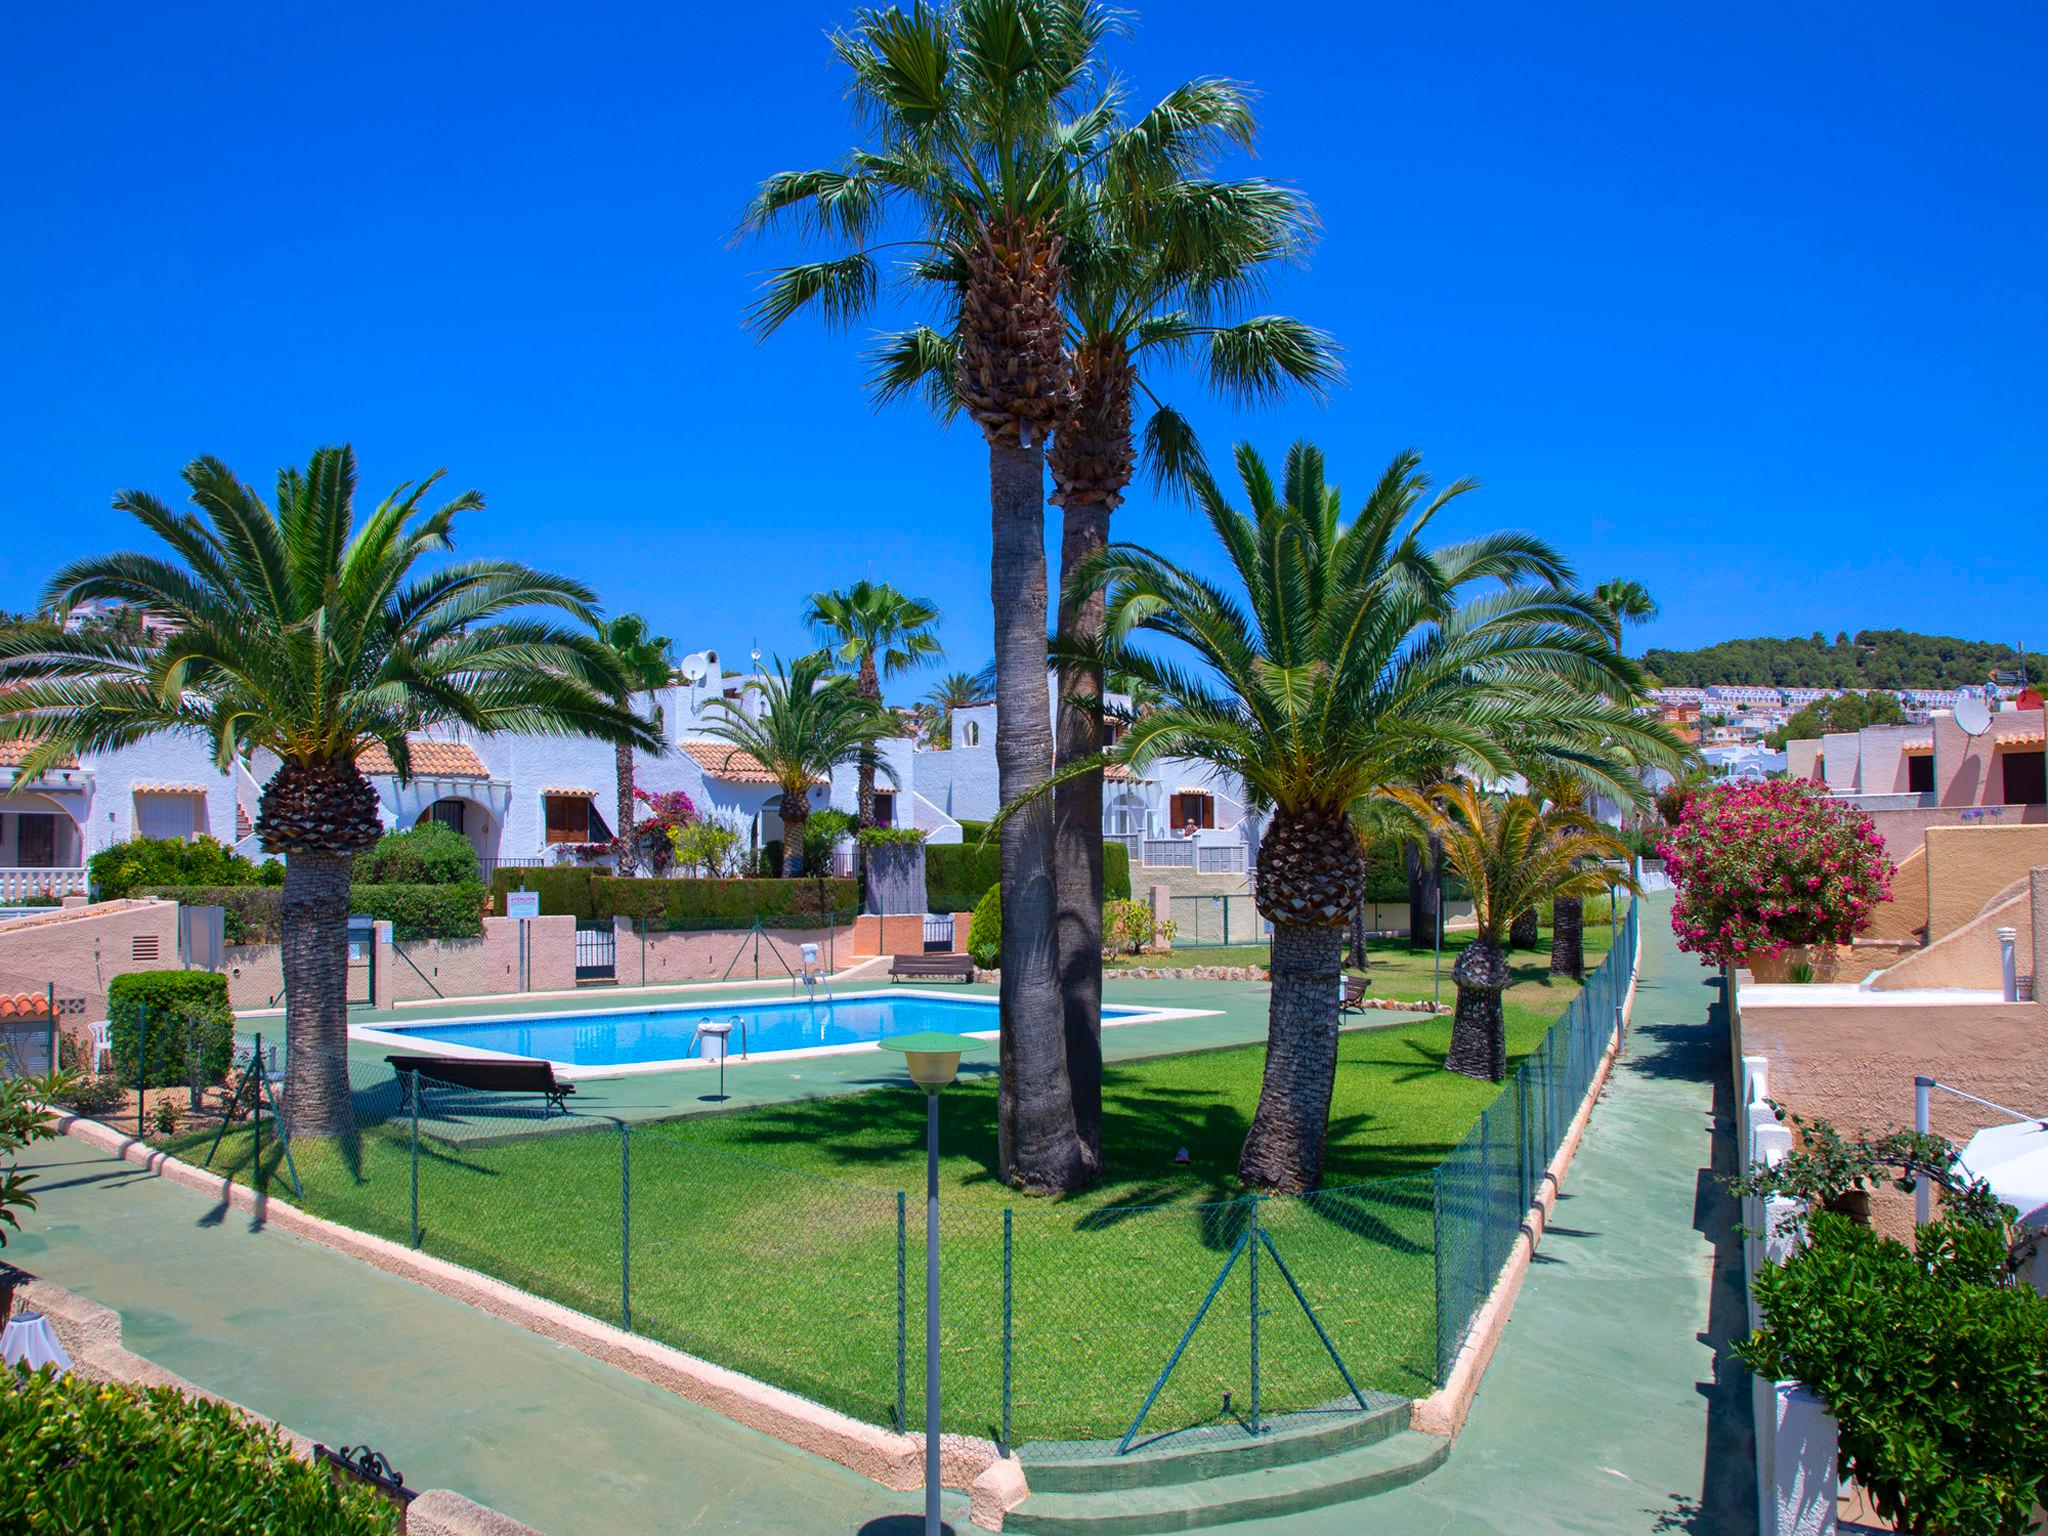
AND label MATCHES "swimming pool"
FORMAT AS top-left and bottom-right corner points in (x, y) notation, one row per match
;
(354, 990), (1187, 1077)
